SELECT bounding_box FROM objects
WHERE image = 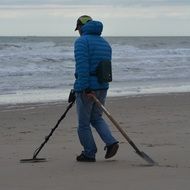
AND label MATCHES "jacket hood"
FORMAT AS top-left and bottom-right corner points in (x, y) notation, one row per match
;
(81, 21), (103, 35)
